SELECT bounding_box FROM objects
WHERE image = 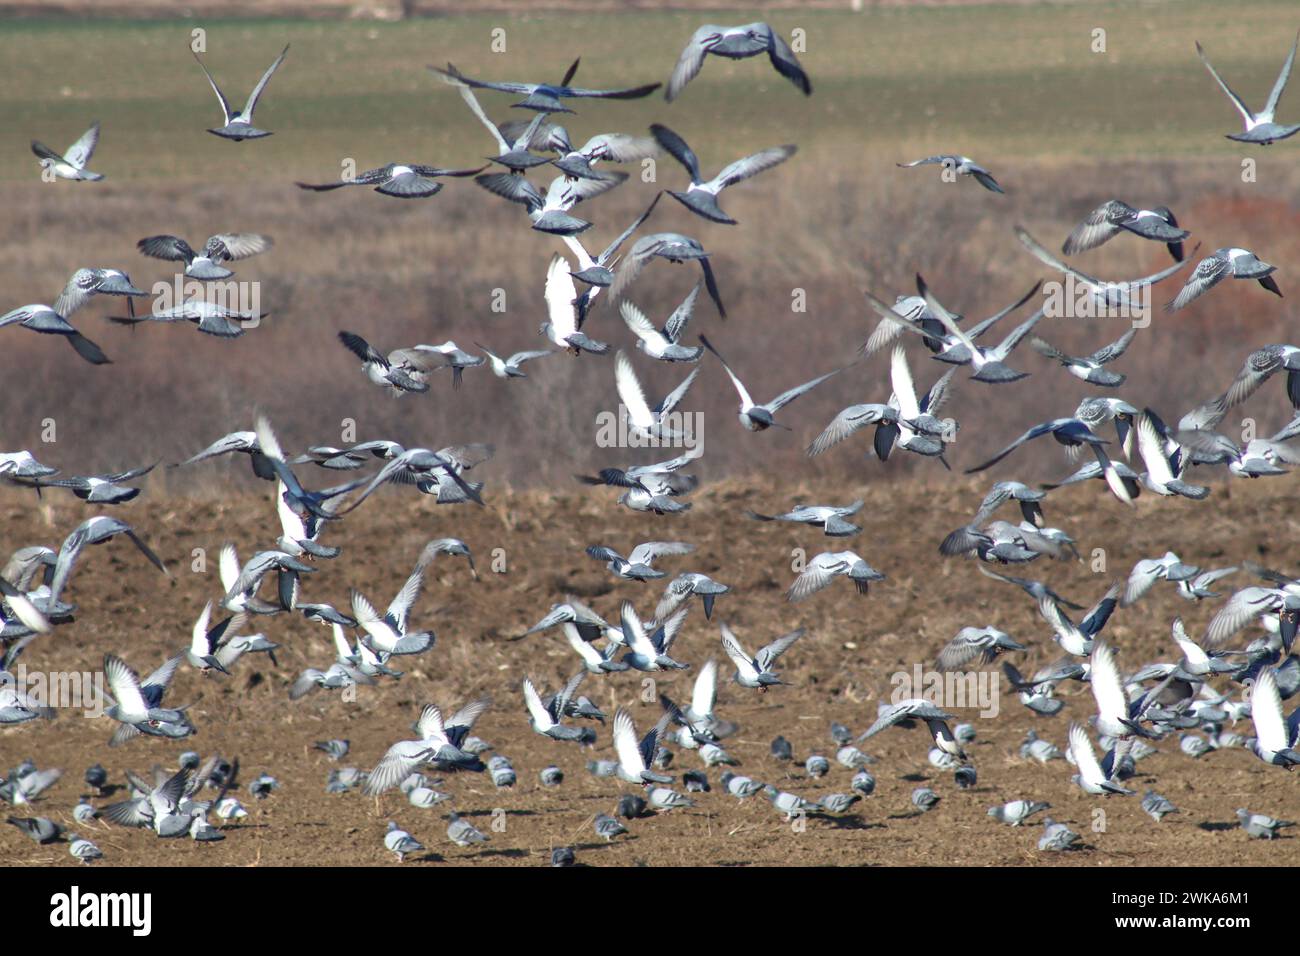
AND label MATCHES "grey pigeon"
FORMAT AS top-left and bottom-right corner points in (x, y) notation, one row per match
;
(617, 794), (648, 820)
(646, 787), (694, 812)
(1195, 32), (1300, 145)
(326, 768), (368, 794)
(31, 122), (105, 181)
(1062, 199), (1188, 261)
(1237, 809), (1294, 839)
(935, 627), (1025, 671)
(611, 707), (676, 784)
(384, 820), (424, 862)
(899, 154), (1004, 193)
(7, 815), (63, 844)
(682, 769), (710, 793)
(68, 834), (103, 863)
(720, 771), (764, 800)
(314, 739), (349, 761)
(190, 815), (225, 842)
(84, 764), (108, 794)
(851, 770), (876, 796)
(911, 788), (940, 812)
(1020, 730), (1062, 764)
(1142, 790), (1179, 822)
(594, 813), (628, 841)
(192, 43), (289, 141)
(819, 793), (861, 814)
(764, 785), (820, 819)
(746, 500), (862, 538)
(73, 798), (97, 824)
(836, 746), (872, 769)
(665, 22), (811, 103)
(447, 811), (489, 847)
(651, 122), (796, 226)
(408, 786), (450, 809)
(1038, 817), (1082, 851)
(861, 699), (966, 762)
(988, 800), (1050, 826)
(432, 60), (660, 114)
(488, 755), (517, 789)
(551, 846), (576, 867)
(930, 748), (960, 771)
